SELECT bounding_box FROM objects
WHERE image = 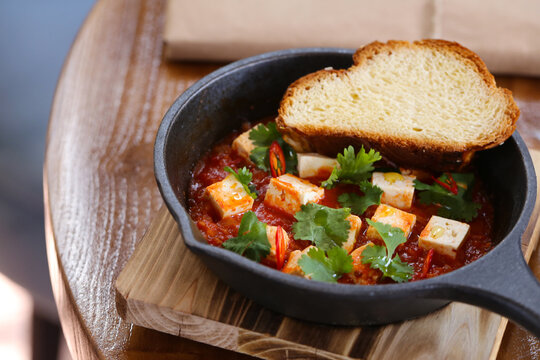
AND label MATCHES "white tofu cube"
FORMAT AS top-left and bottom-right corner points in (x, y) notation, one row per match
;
(265, 225), (290, 264)
(372, 172), (416, 210)
(231, 130), (255, 162)
(282, 246), (315, 278)
(264, 174), (324, 215)
(342, 215), (362, 254)
(205, 174), (254, 219)
(366, 204), (416, 240)
(419, 216), (470, 259)
(297, 153), (338, 178)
